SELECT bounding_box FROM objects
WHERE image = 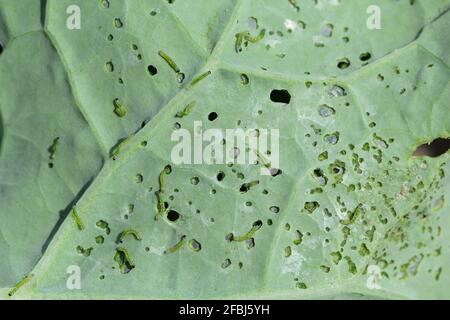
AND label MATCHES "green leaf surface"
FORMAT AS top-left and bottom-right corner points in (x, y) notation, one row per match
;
(1, 0), (449, 299)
